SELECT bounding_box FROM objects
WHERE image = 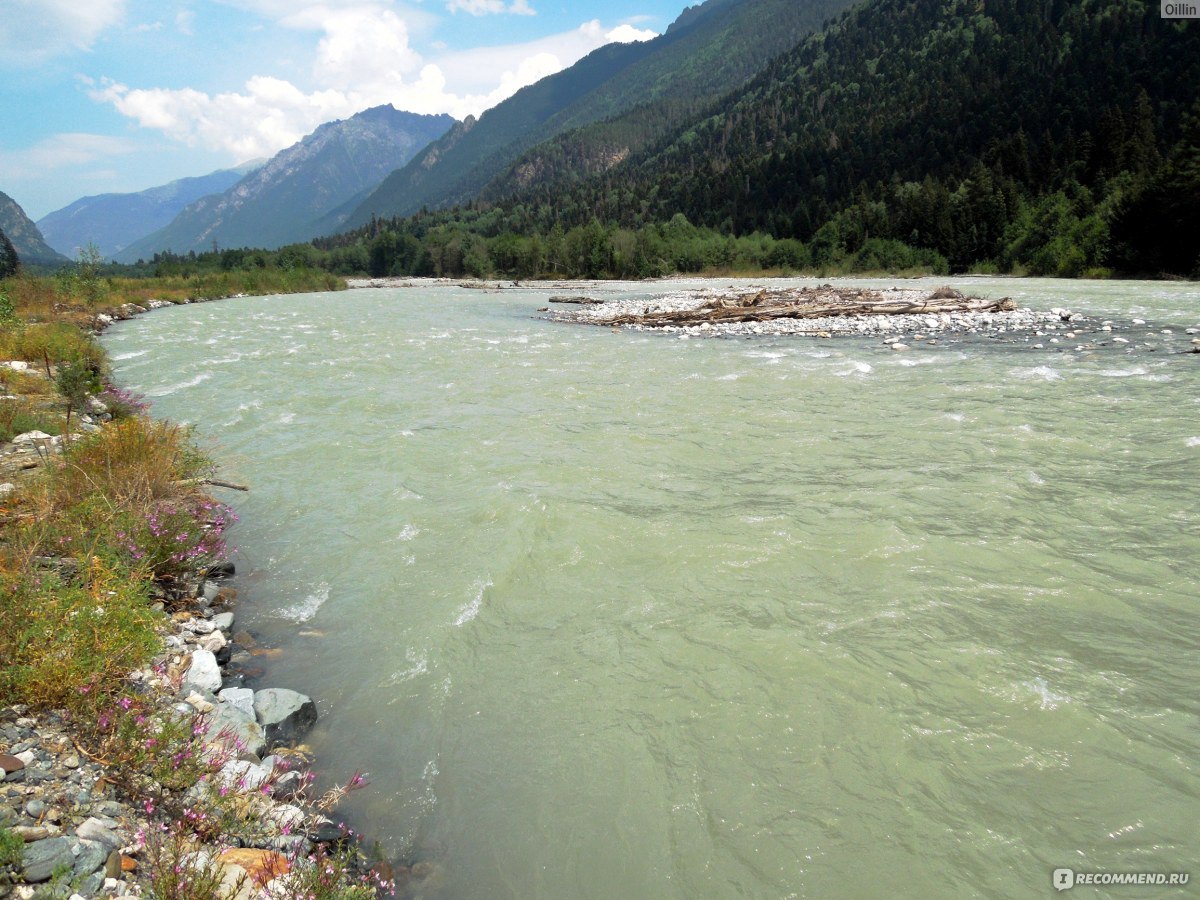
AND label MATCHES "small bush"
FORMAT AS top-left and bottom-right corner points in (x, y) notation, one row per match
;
(98, 382), (149, 419)
(0, 558), (159, 715)
(0, 825), (23, 867)
(22, 419), (234, 585)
